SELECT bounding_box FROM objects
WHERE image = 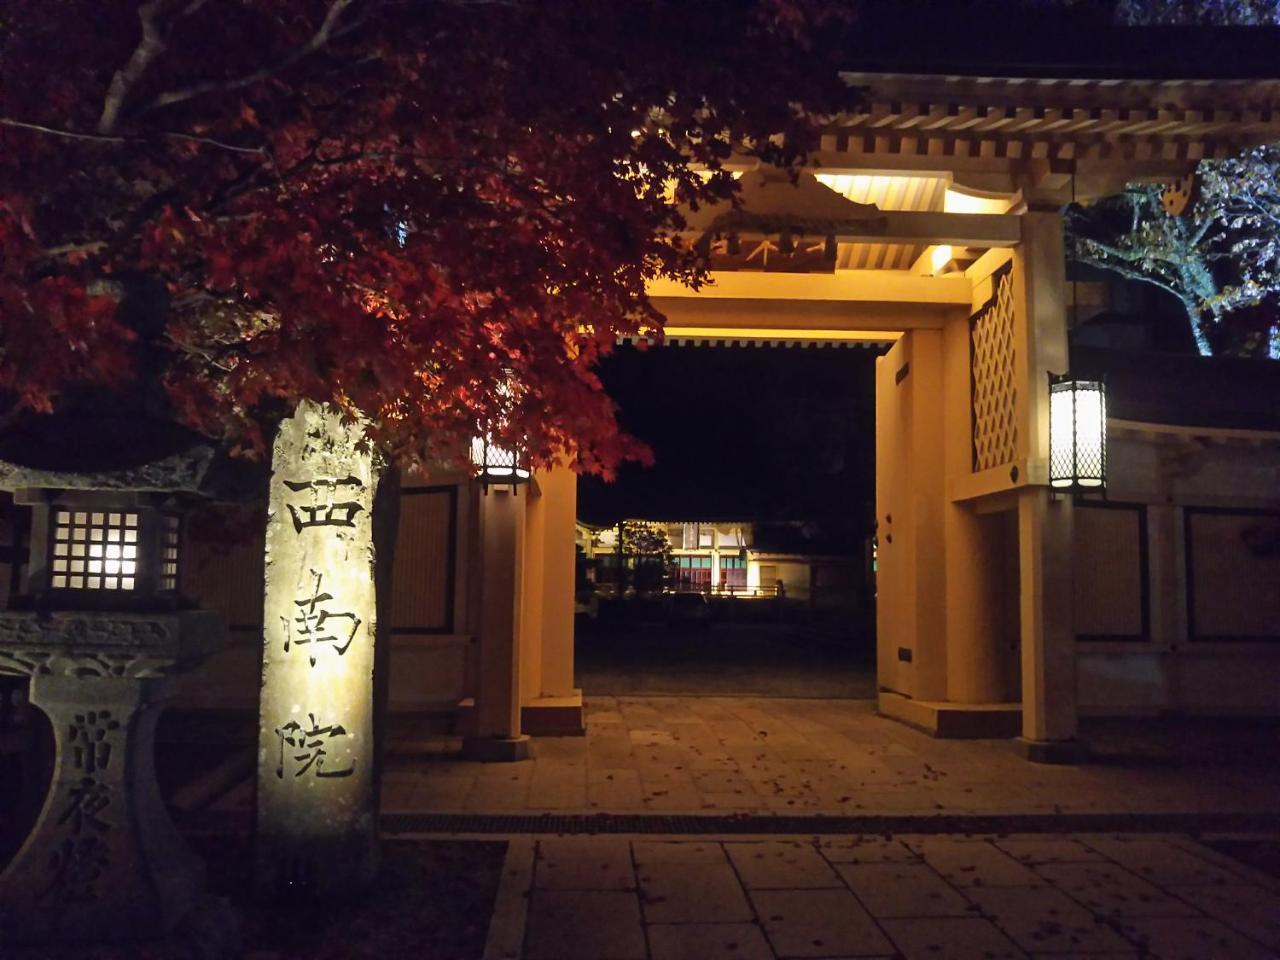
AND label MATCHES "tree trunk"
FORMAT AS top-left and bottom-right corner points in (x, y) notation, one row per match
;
(253, 401), (387, 898)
